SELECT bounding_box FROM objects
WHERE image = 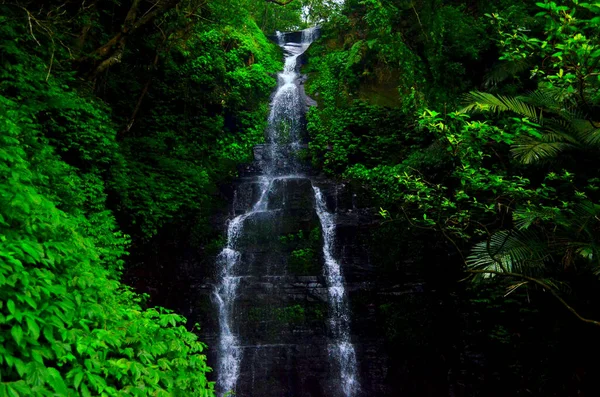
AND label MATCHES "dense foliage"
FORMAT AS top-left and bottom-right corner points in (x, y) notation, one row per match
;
(305, 0), (600, 394)
(0, 0), (298, 394)
(4, 0), (600, 394)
